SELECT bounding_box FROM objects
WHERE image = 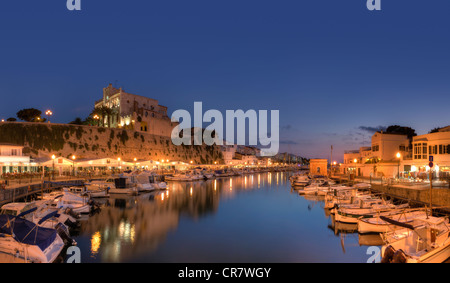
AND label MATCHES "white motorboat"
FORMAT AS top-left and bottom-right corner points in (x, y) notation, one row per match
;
(65, 186), (108, 198)
(324, 188), (372, 210)
(52, 192), (91, 214)
(357, 209), (429, 234)
(41, 191), (64, 201)
(165, 172), (197, 182)
(88, 177), (136, 195)
(0, 214), (65, 263)
(291, 174), (311, 187)
(1, 201), (76, 229)
(381, 216), (450, 263)
(202, 171), (215, 179)
(334, 198), (409, 224)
